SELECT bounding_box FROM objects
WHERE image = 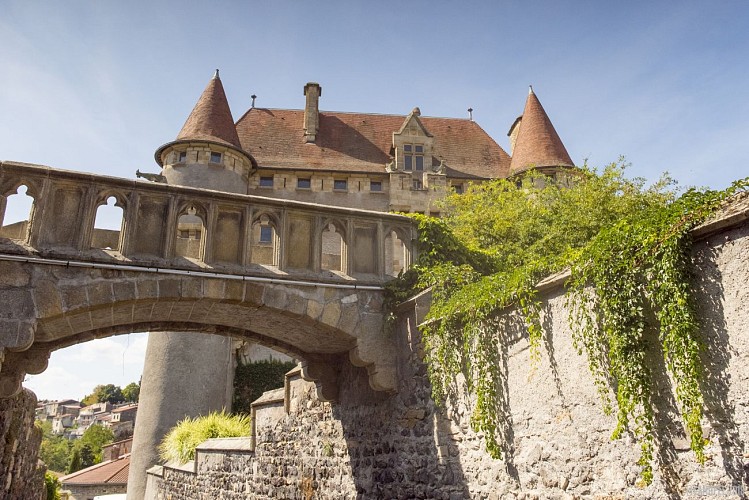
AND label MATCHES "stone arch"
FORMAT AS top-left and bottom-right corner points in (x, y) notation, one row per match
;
(175, 200), (208, 260)
(91, 191), (128, 250)
(0, 263), (395, 401)
(383, 225), (412, 277)
(320, 218), (348, 273)
(250, 210), (281, 267)
(0, 181), (41, 241)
